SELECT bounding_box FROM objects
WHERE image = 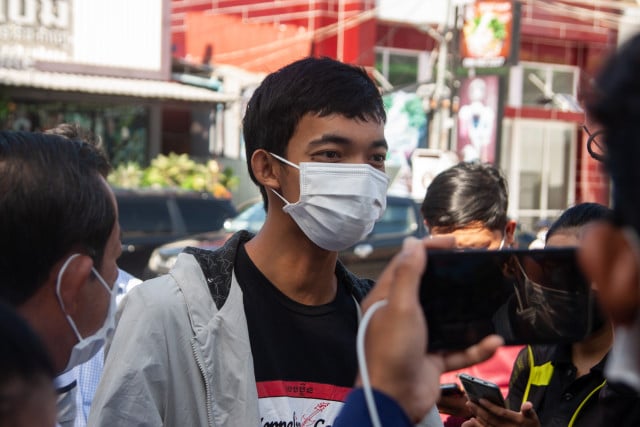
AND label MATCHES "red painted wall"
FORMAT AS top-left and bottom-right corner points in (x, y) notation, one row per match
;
(170, 0), (613, 206)
(171, 0), (377, 66)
